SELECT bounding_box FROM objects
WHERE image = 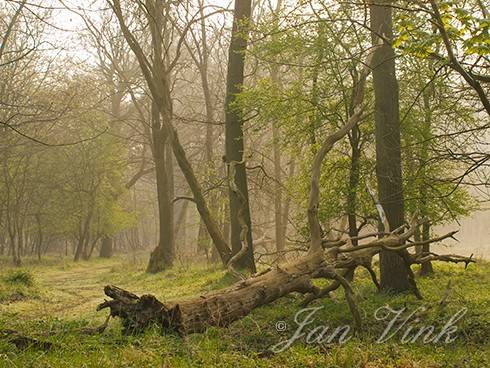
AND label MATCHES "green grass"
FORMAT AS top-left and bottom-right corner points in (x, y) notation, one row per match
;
(3, 270), (34, 287)
(0, 255), (488, 367)
(0, 269), (39, 305)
